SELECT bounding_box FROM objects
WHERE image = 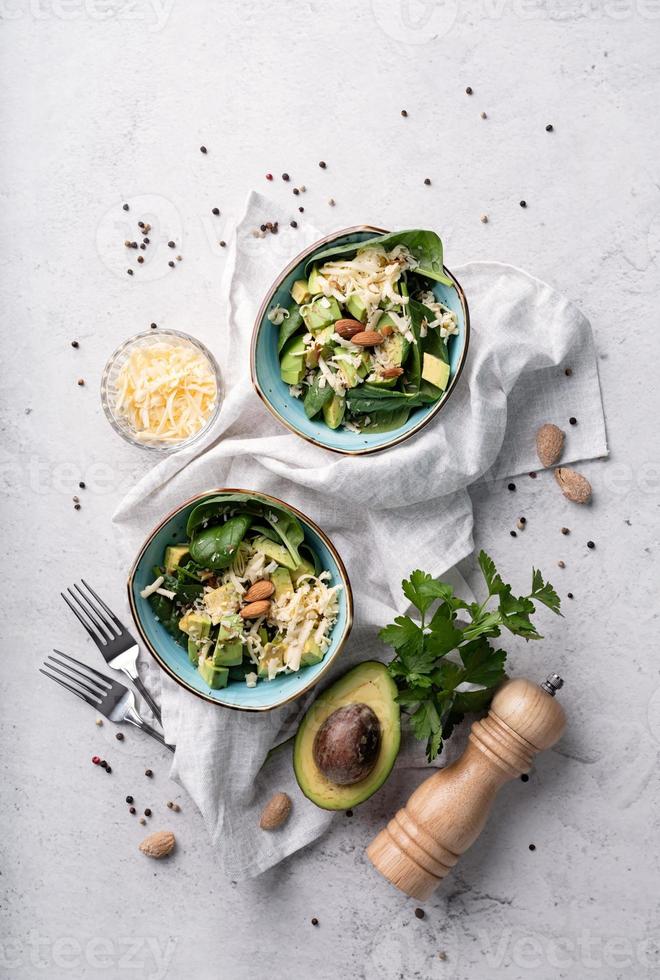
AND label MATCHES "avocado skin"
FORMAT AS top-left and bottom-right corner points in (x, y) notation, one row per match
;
(293, 661), (400, 810)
